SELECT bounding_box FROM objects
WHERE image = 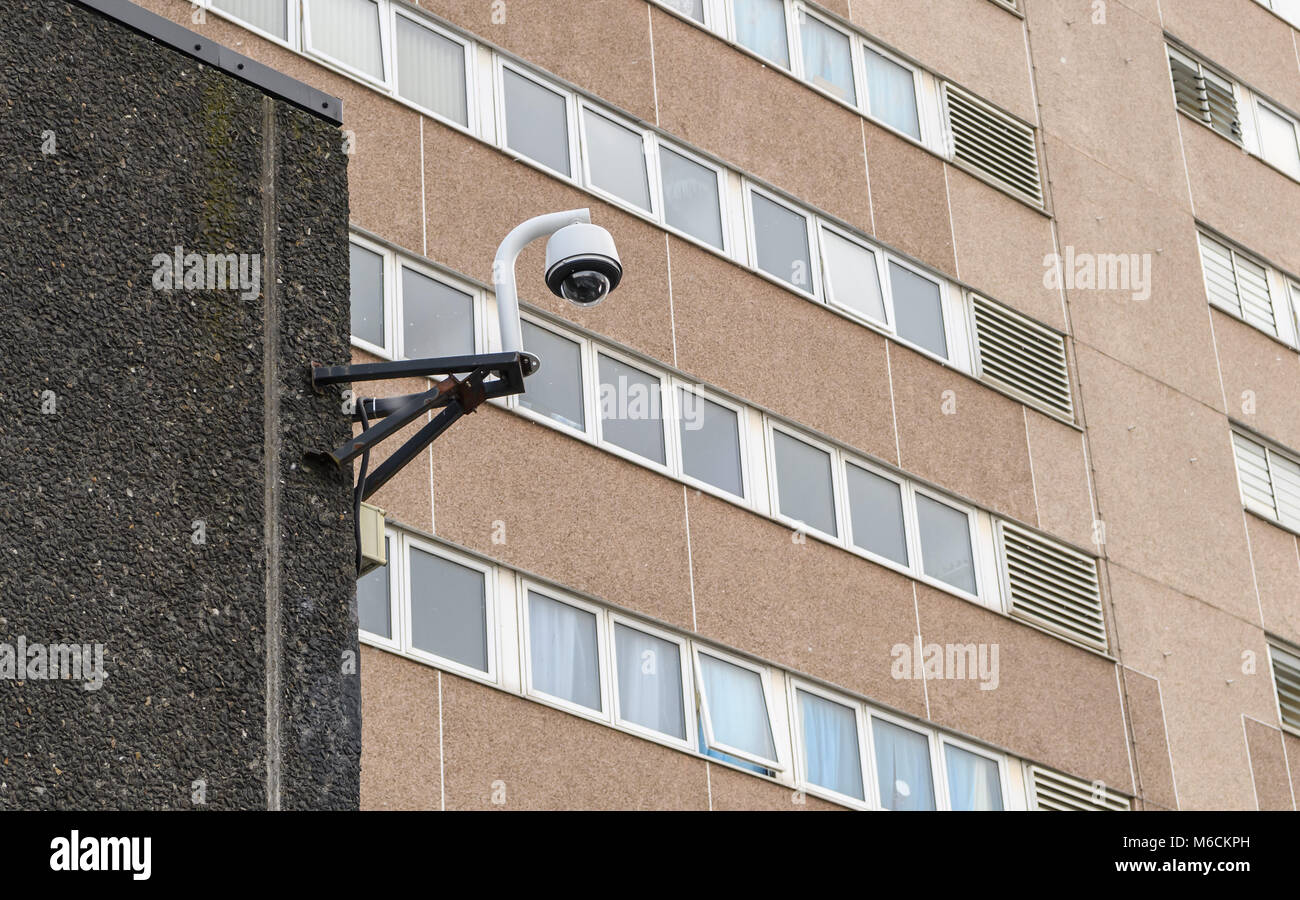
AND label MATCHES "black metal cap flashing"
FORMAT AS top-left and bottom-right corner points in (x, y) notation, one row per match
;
(74, 0), (343, 125)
